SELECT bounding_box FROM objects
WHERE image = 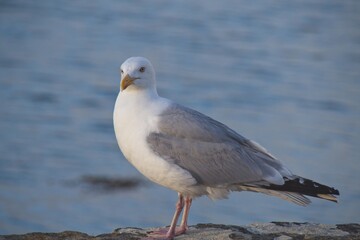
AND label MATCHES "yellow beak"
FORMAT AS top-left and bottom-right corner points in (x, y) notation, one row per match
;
(120, 74), (138, 91)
